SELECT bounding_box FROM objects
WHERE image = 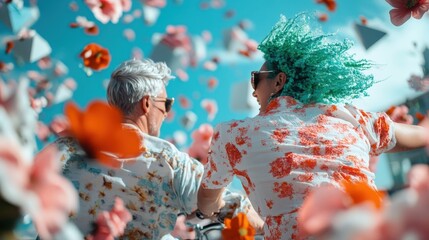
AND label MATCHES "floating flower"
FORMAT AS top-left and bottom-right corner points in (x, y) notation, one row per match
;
(84, 0), (131, 24)
(80, 43), (111, 71)
(316, 0), (337, 12)
(222, 212), (255, 240)
(201, 99), (218, 121)
(298, 181), (384, 237)
(0, 142), (78, 239)
(64, 100), (143, 168)
(70, 16), (99, 36)
(188, 124), (214, 164)
(86, 197), (132, 240)
(385, 105), (414, 124)
(386, 0), (429, 26)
